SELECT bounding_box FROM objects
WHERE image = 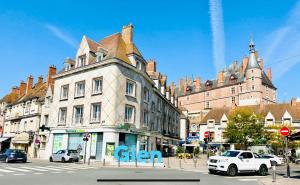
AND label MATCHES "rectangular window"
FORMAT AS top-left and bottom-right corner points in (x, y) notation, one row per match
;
(60, 85), (69, 100)
(73, 105), (84, 124)
(240, 86), (243, 93)
(231, 87), (236, 94)
(78, 55), (86, 67)
(25, 102), (30, 113)
(151, 102), (155, 112)
(92, 78), (103, 94)
(75, 81), (85, 97)
(157, 99), (162, 112)
(44, 115), (49, 126)
(143, 110), (149, 126)
(205, 101), (210, 109)
(206, 92), (209, 97)
(252, 85), (255, 90)
(232, 97), (236, 104)
(144, 87), (150, 102)
(91, 103), (101, 123)
(125, 105), (135, 123)
(125, 80), (135, 97)
(58, 107), (67, 125)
